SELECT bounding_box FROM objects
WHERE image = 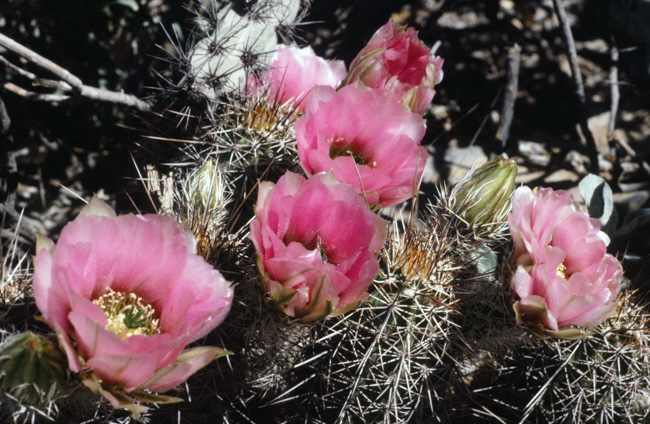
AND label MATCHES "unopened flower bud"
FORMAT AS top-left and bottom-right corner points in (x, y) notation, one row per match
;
(0, 332), (67, 404)
(451, 157), (517, 233)
(343, 20), (443, 114)
(186, 159), (227, 213)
